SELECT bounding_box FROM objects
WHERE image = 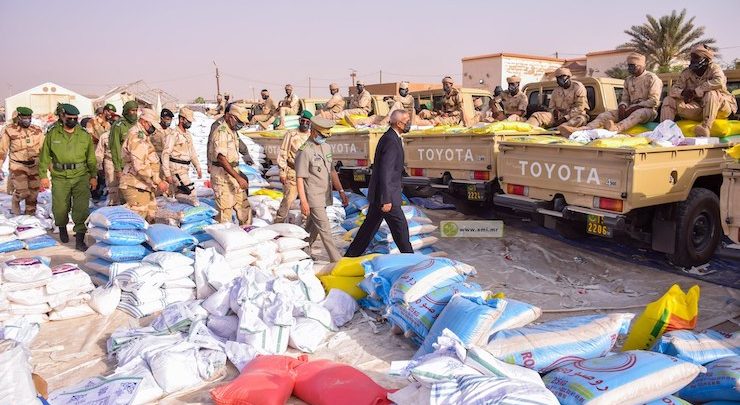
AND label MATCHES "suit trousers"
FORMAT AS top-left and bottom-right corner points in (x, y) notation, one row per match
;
(345, 204), (413, 257)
